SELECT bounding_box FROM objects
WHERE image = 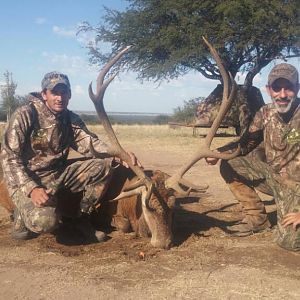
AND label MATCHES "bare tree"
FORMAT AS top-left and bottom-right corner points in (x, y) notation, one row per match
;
(0, 71), (18, 122)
